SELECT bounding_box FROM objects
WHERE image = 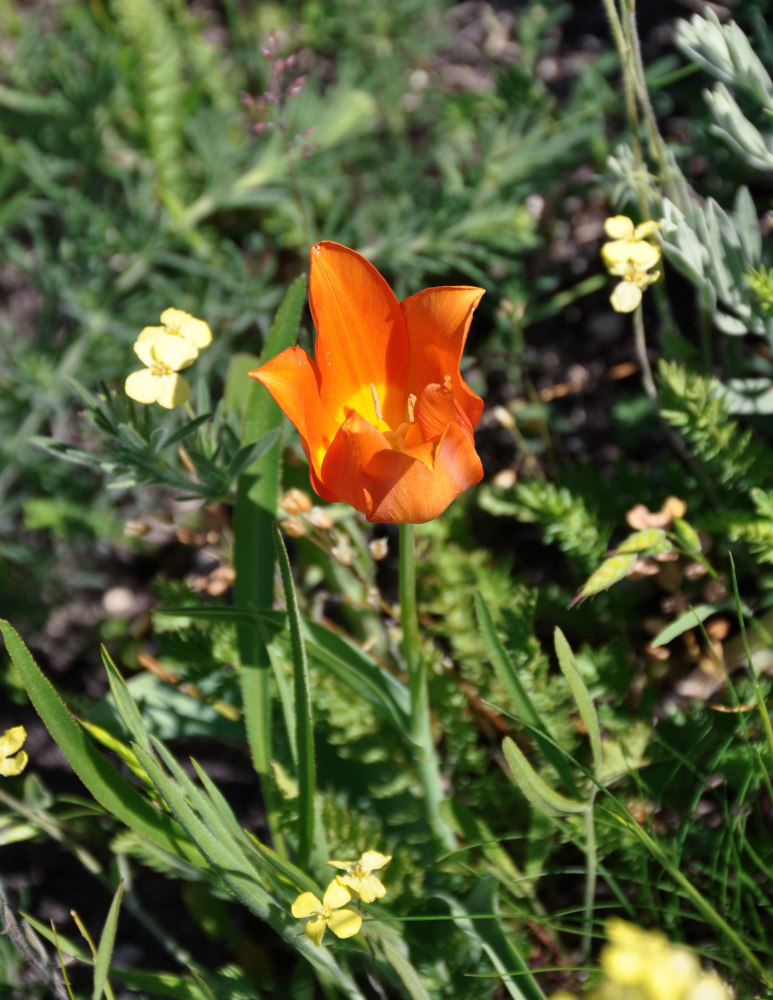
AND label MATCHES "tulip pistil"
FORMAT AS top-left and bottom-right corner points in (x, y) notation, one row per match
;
(407, 393), (417, 423)
(370, 382), (384, 424)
